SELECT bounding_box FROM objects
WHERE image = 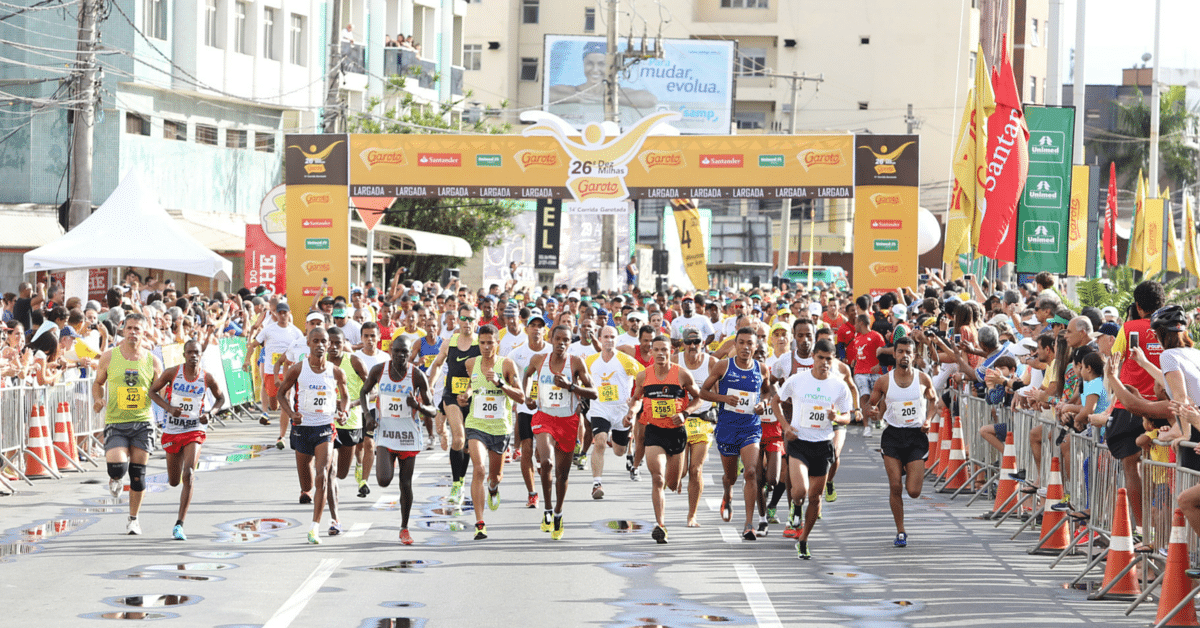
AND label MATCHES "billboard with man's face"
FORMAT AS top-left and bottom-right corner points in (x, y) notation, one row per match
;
(543, 35), (735, 135)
